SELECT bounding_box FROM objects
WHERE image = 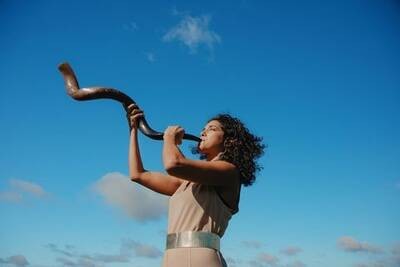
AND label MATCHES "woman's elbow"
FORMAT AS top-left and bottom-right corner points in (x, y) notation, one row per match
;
(164, 159), (180, 175)
(129, 172), (142, 182)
